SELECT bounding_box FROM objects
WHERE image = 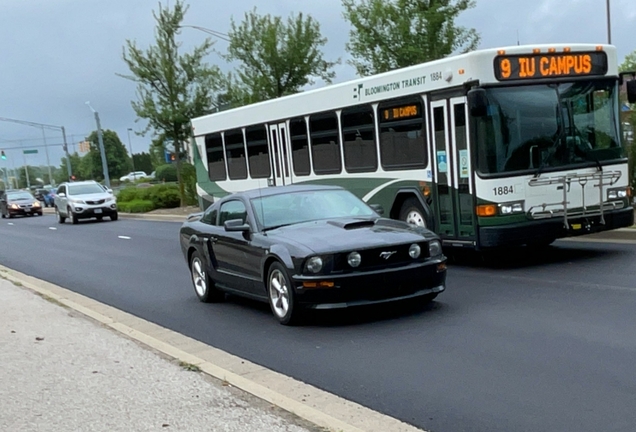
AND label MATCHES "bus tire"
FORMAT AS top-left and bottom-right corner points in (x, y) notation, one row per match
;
(399, 197), (427, 228)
